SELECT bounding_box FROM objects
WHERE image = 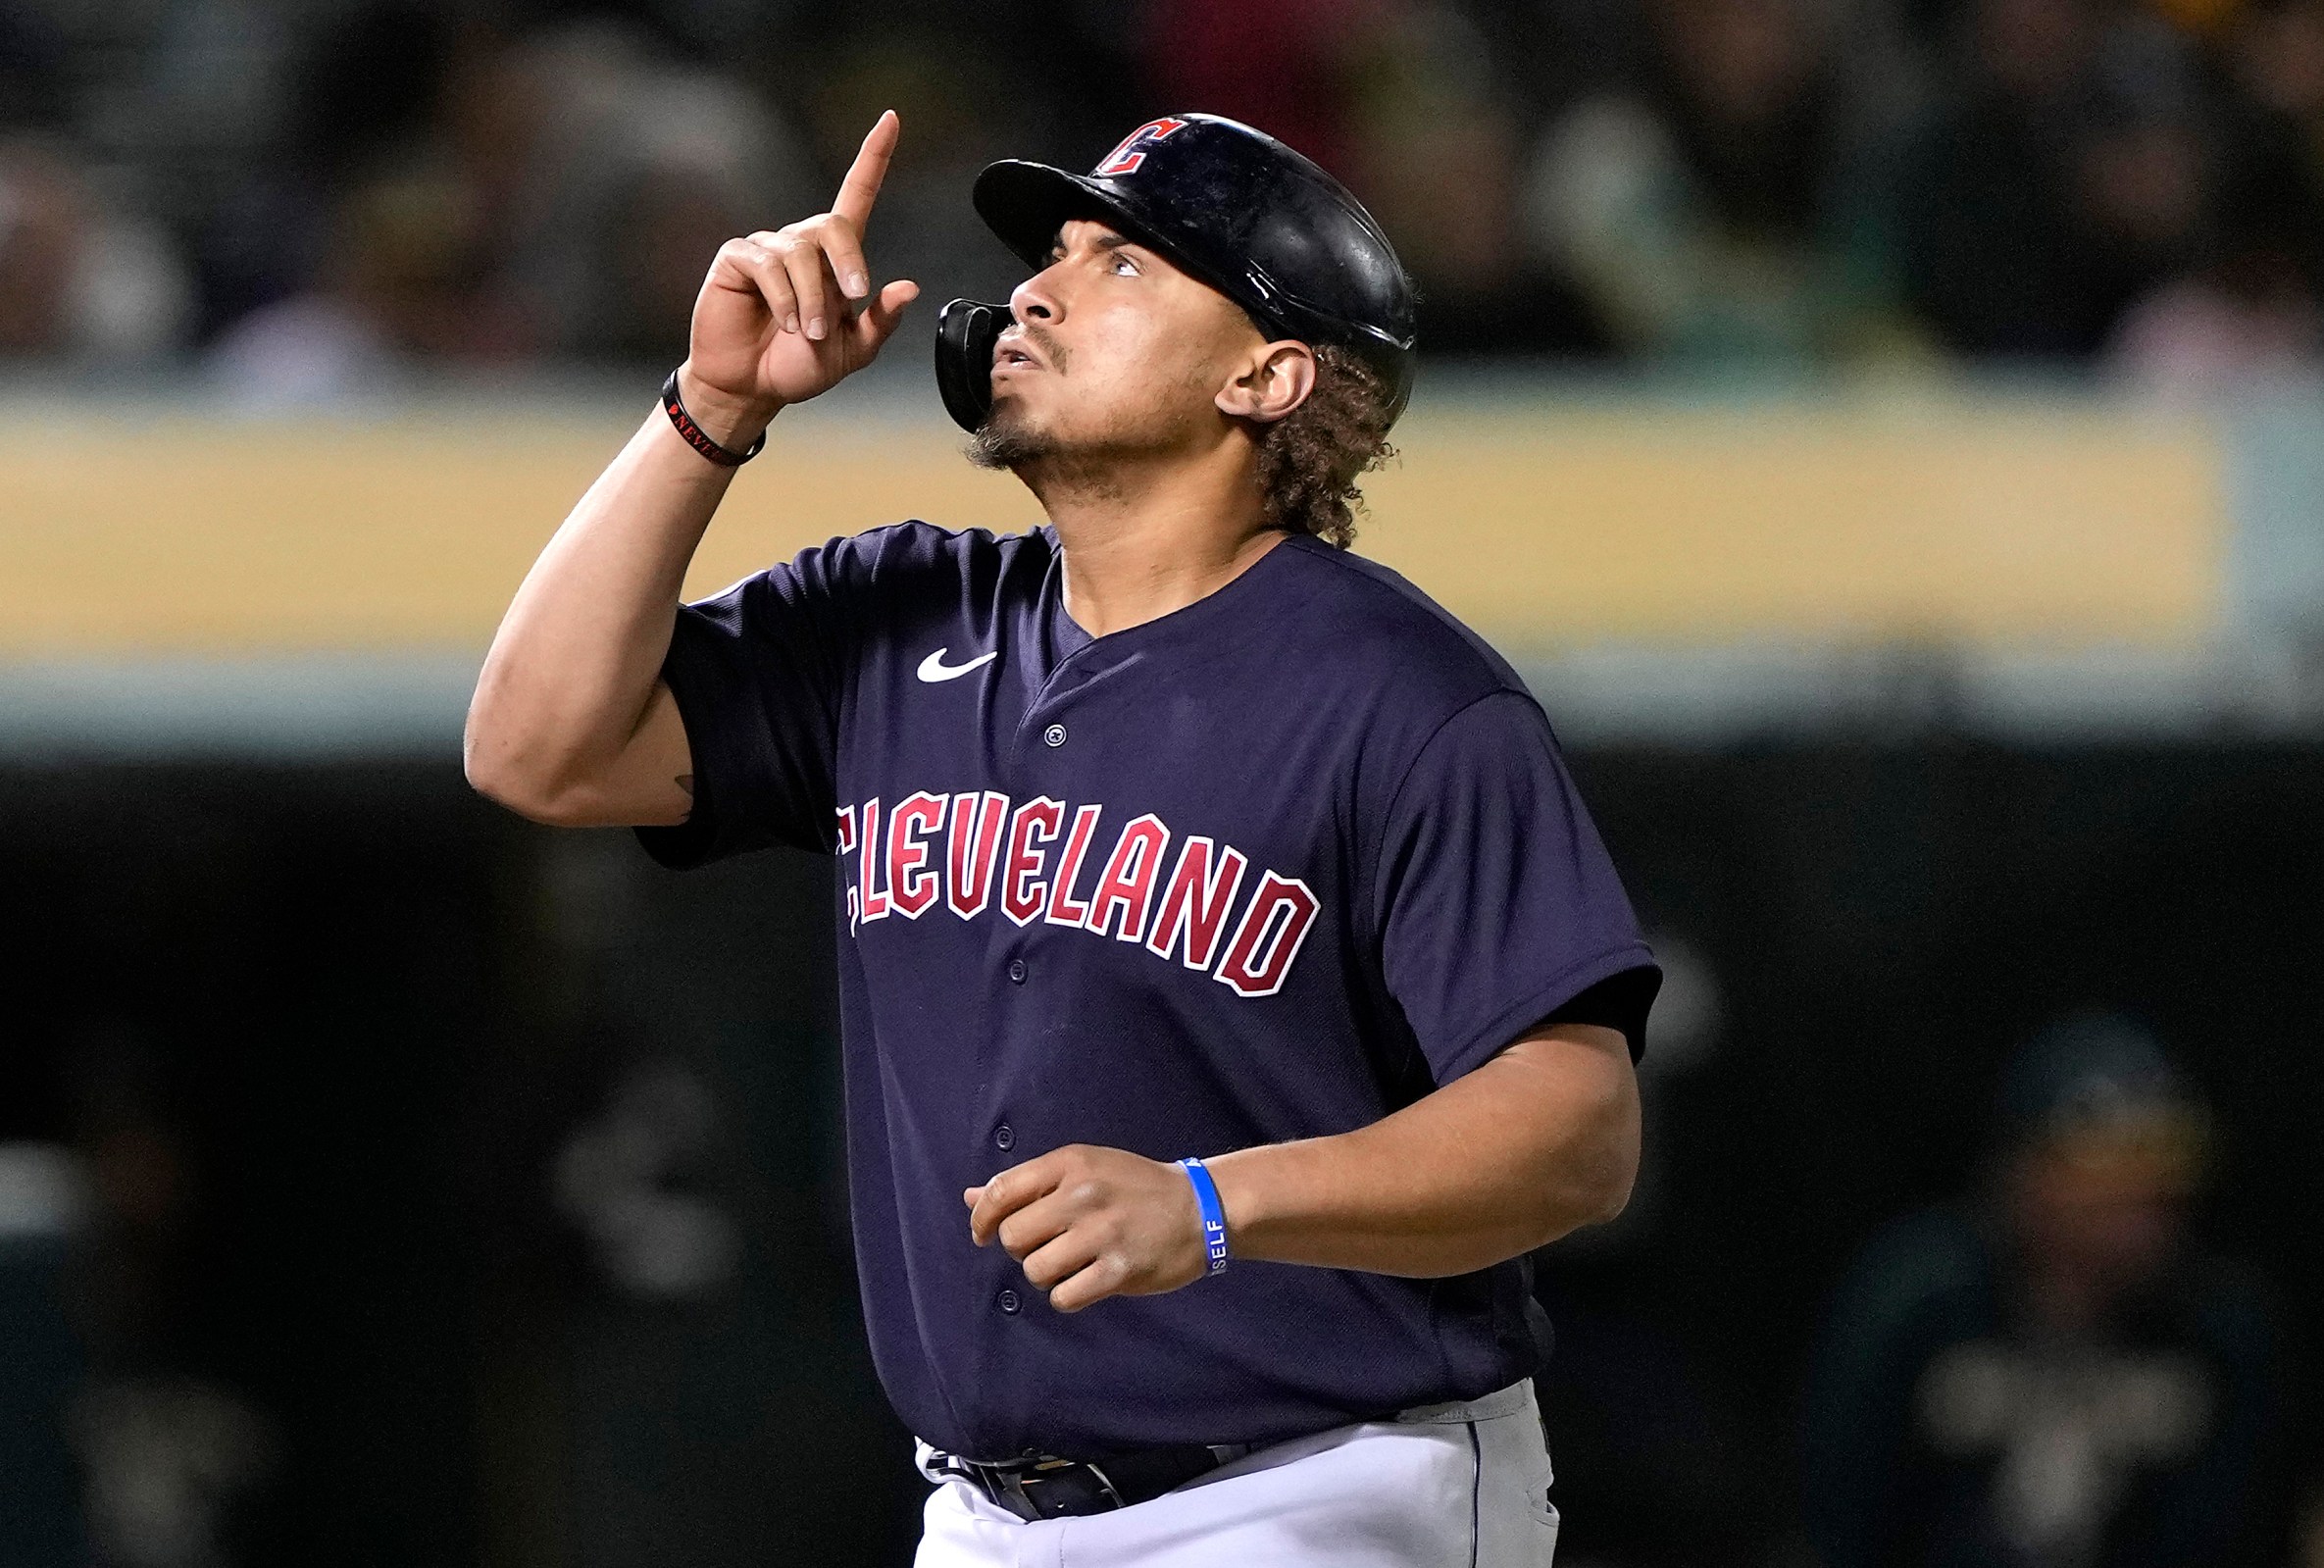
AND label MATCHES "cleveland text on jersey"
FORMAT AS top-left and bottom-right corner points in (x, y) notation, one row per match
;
(836, 792), (1321, 998)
